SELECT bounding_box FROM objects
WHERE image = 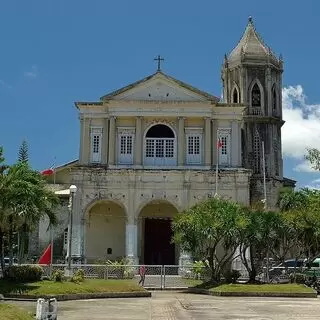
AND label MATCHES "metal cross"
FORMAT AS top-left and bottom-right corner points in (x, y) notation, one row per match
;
(154, 55), (164, 71)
